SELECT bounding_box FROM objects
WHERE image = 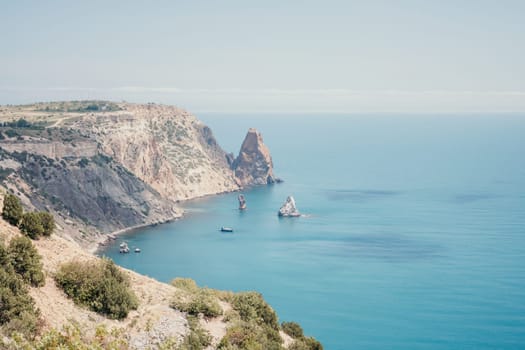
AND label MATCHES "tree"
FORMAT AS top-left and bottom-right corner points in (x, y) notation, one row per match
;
(20, 212), (44, 239)
(2, 194), (23, 226)
(37, 212), (55, 237)
(7, 236), (45, 287)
